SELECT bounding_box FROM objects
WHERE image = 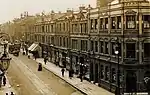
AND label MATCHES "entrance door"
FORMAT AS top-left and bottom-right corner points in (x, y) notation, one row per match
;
(95, 64), (98, 83)
(126, 71), (137, 93)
